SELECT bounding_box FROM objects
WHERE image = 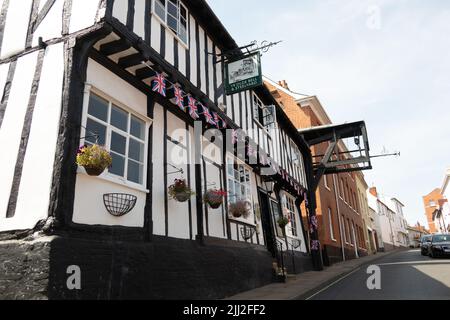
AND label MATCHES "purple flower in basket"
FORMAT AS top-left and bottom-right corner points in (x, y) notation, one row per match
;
(311, 240), (320, 251)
